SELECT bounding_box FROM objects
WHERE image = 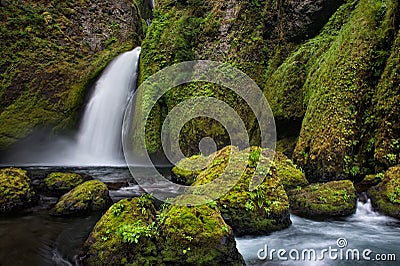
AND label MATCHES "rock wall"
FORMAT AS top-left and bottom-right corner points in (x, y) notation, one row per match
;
(0, 0), (146, 149)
